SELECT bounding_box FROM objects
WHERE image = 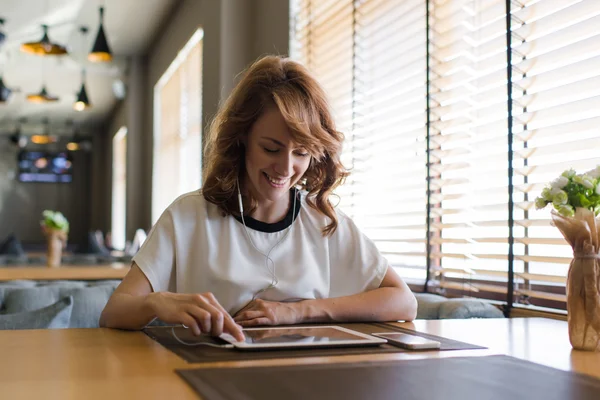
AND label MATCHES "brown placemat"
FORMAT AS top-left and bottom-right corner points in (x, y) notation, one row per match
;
(143, 322), (485, 363)
(177, 355), (600, 400)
